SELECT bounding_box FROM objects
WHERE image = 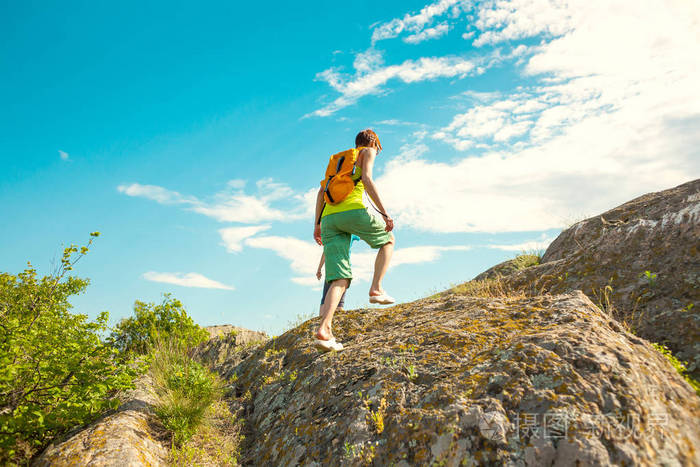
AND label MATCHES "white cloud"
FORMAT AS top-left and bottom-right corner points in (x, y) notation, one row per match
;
(190, 196), (292, 223)
(58, 150), (70, 161)
(375, 119), (417, 126)
(219, 225), (270, 253)
(310, 55), (479, 117)
(353, 48), (384, 73)
(340, 245), (471, 282)
(142, 271), (234, 290)
(372, 0), (469, 43)
(245, 234), (470, 286)
(244, 235), (321, 285)
(374, 0), (700, 233)
(487, 236), (555, 252)
(118, 183), (192, 205)
(227, 179), (247, 189)
(471, 0), (575, 47)
(119, 179), (310, 224)
(405, 22), (450, 44)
